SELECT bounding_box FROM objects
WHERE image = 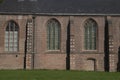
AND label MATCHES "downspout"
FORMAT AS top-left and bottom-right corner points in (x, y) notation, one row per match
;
(32, 16), (36, 69)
